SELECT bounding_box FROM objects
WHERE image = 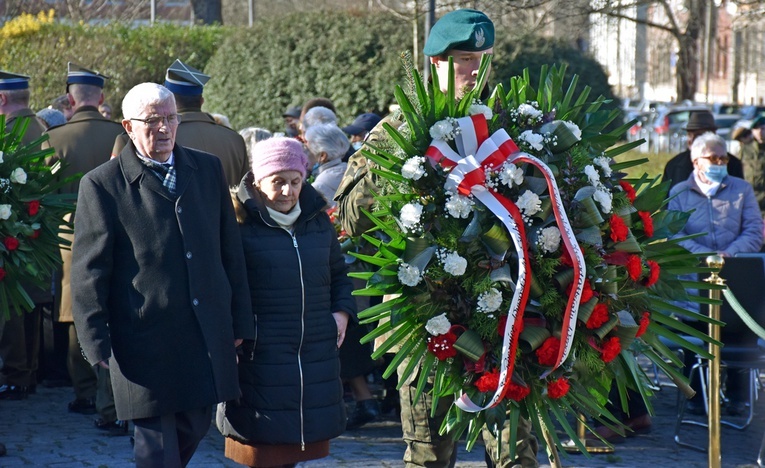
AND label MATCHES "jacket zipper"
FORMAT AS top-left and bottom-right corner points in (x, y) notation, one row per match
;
(291, 232), (307, 451)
